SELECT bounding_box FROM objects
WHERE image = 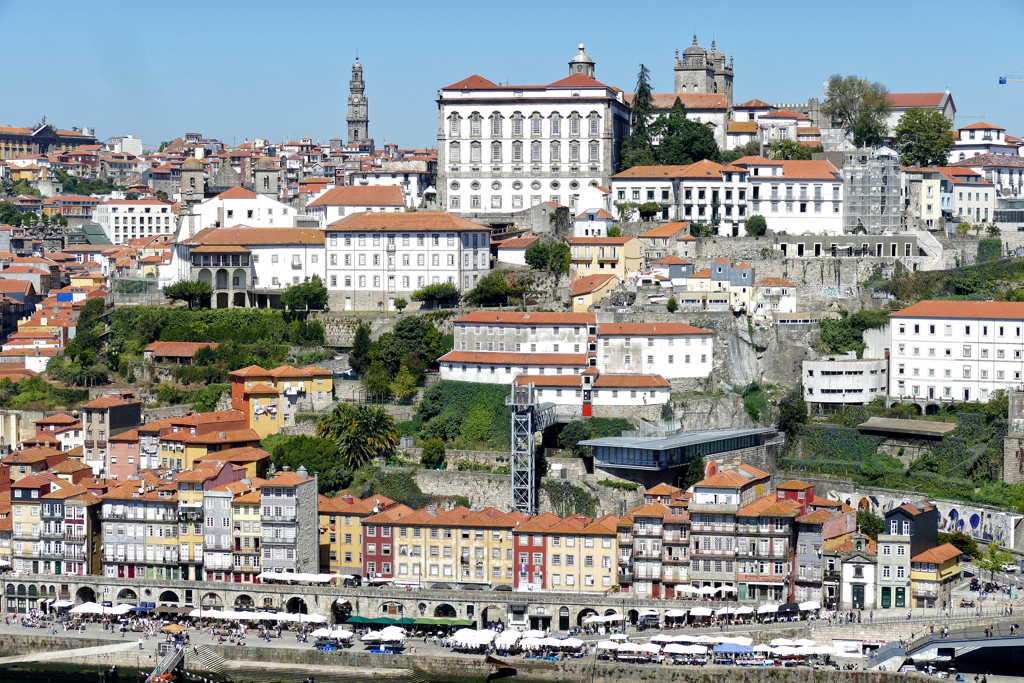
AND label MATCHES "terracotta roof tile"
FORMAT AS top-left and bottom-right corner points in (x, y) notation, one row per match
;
(596, 322), (712, 336)
(638, 222), (691, 238)
(327, 212), (488, 232)
(307, 186), (404, 208)
(593, 374), (669, 388)
(894, 300), (1024, 320)
(912, 542), (962, 564)
(455, 311), (595, 325)
(439, 351), (586, 366)
(571, 273), (617, 296)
